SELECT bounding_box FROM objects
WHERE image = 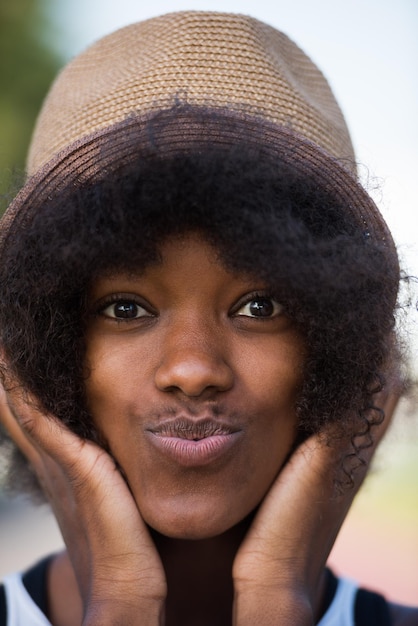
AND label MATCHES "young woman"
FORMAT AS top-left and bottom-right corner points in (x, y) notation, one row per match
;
(0, 11), (416, 626)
